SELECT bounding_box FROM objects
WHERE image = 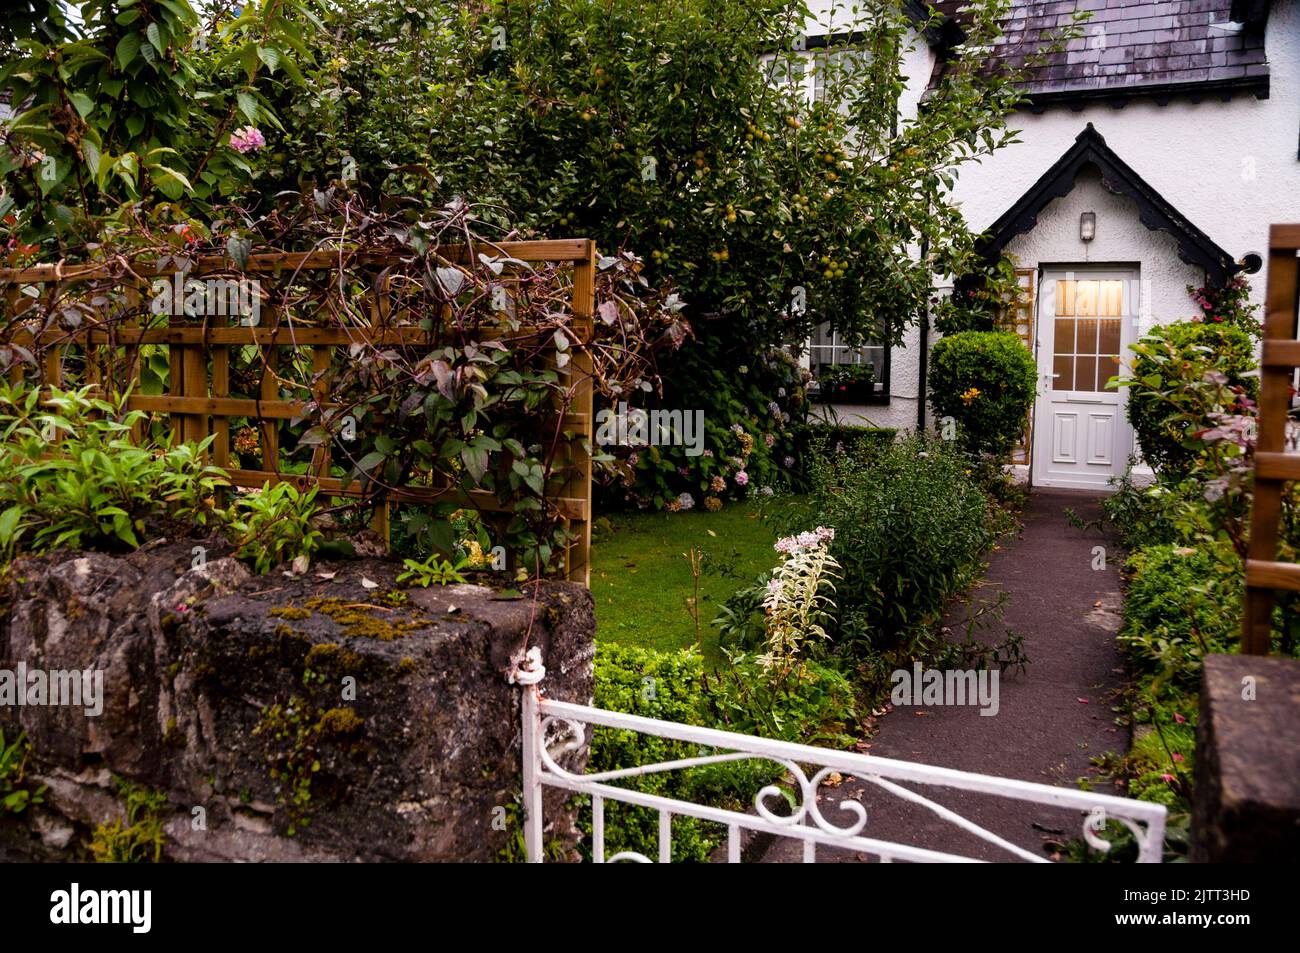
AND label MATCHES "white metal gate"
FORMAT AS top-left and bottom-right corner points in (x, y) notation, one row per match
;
(514, 652), (1167, 863)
